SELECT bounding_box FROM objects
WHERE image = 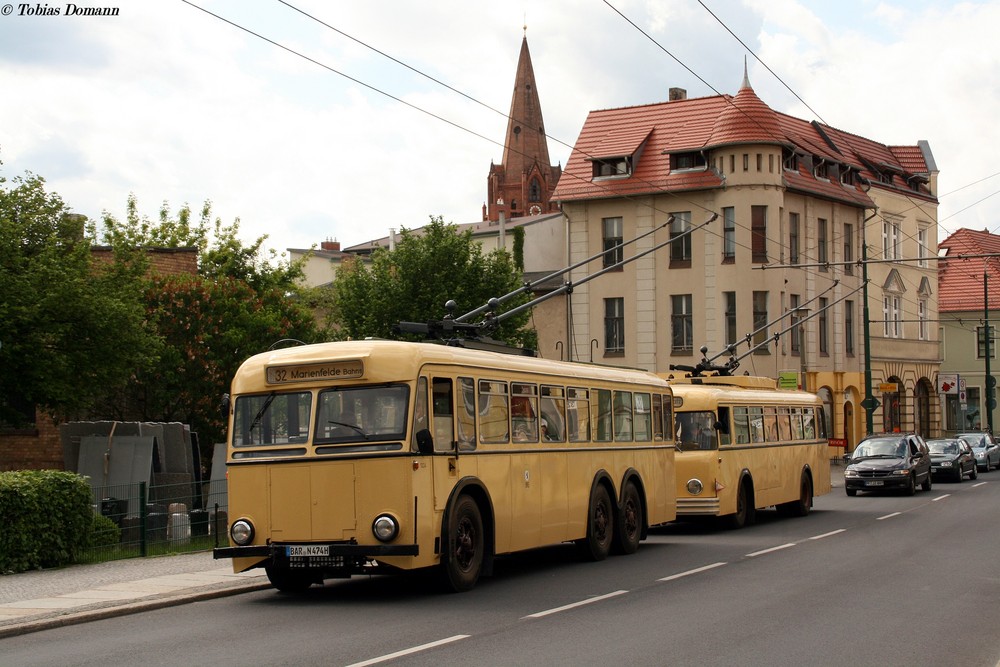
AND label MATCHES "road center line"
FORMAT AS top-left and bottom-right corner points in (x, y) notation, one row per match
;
(932, 494), (951, 501)
(809, 529), (846, 540)
(523, 590), (629, 619)
(657, 562), (727, 582)
(972, 482), (988, 488)
(877, 512), (901, 520)
(746, 543), (795, 558)
(344, 635), (470, 667)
